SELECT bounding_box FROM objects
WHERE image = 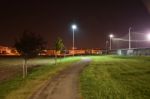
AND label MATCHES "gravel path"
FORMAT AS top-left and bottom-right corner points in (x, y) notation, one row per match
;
(29, 58), (91, 99)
